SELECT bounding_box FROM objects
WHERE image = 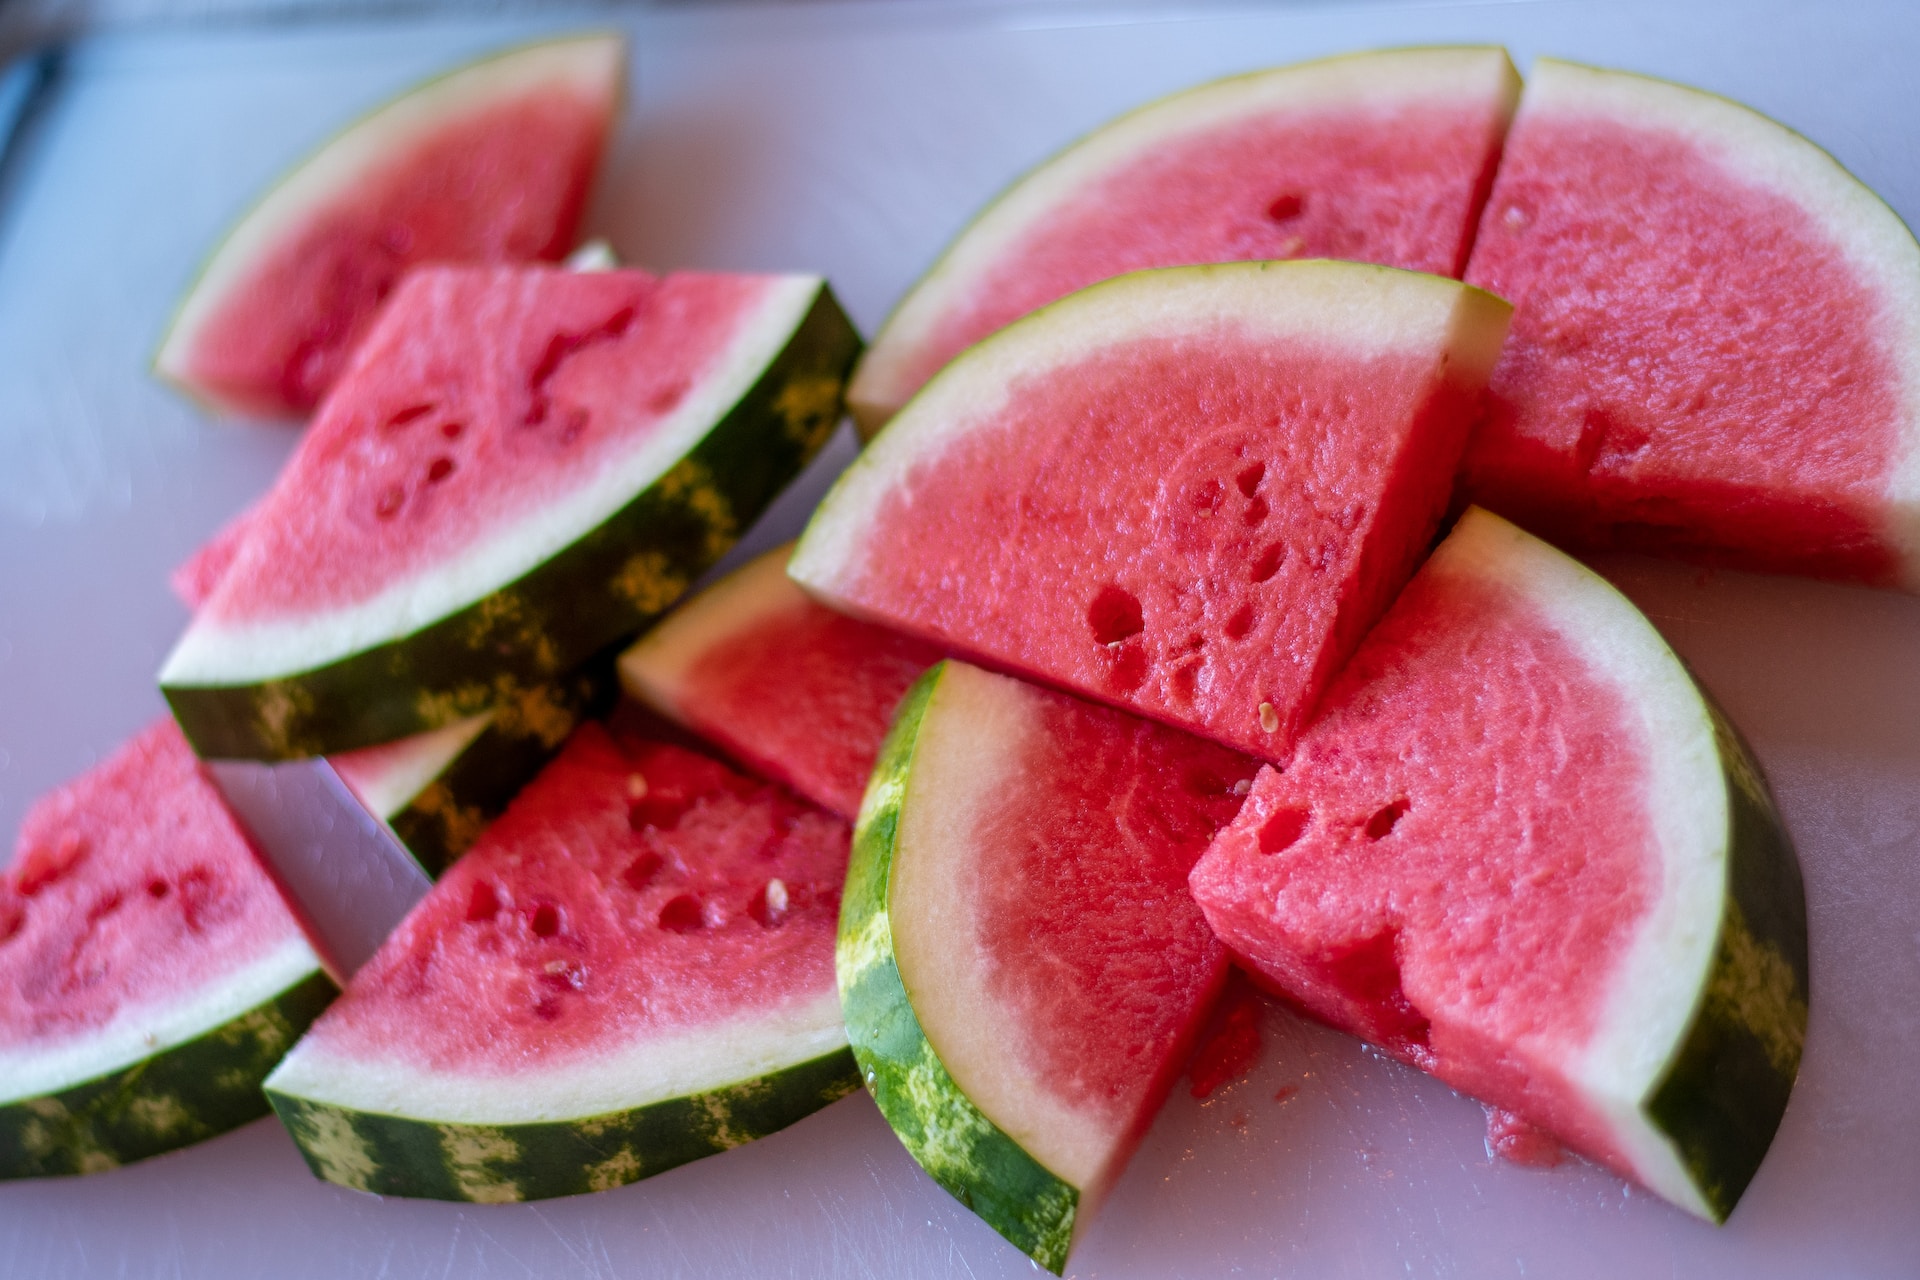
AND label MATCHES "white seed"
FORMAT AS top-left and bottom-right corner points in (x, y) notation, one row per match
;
(1258, 702), (1279, 734)
(626, 773), (649, 800)
(1232, 778), (1252, 797)
(765, 878), (789, 914)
